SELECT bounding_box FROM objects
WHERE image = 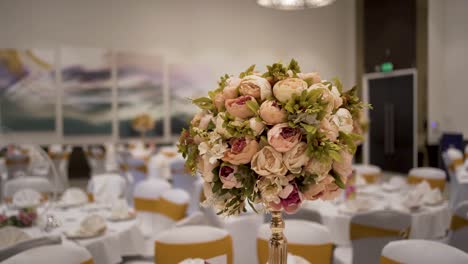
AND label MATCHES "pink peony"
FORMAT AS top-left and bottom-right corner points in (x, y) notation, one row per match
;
(219, 164), (242, 189)
(320, 117), (339, 142)
(259, 100), (287, 125)
(239, 75), (272, 100)
(273, 78), (308, 103)
(297, 72), (321, 85)
(267, 123), (302, 153)
(223, 77), (241, 99)
(269, 183), (303, 214)
(213, 92), (225, 112)
(320, 176), (344, 200)
(303, 181), (327, 201)
(333, 150), (353, 178)
(222, 137), (259, 165)
(225, 95), (256, 119)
